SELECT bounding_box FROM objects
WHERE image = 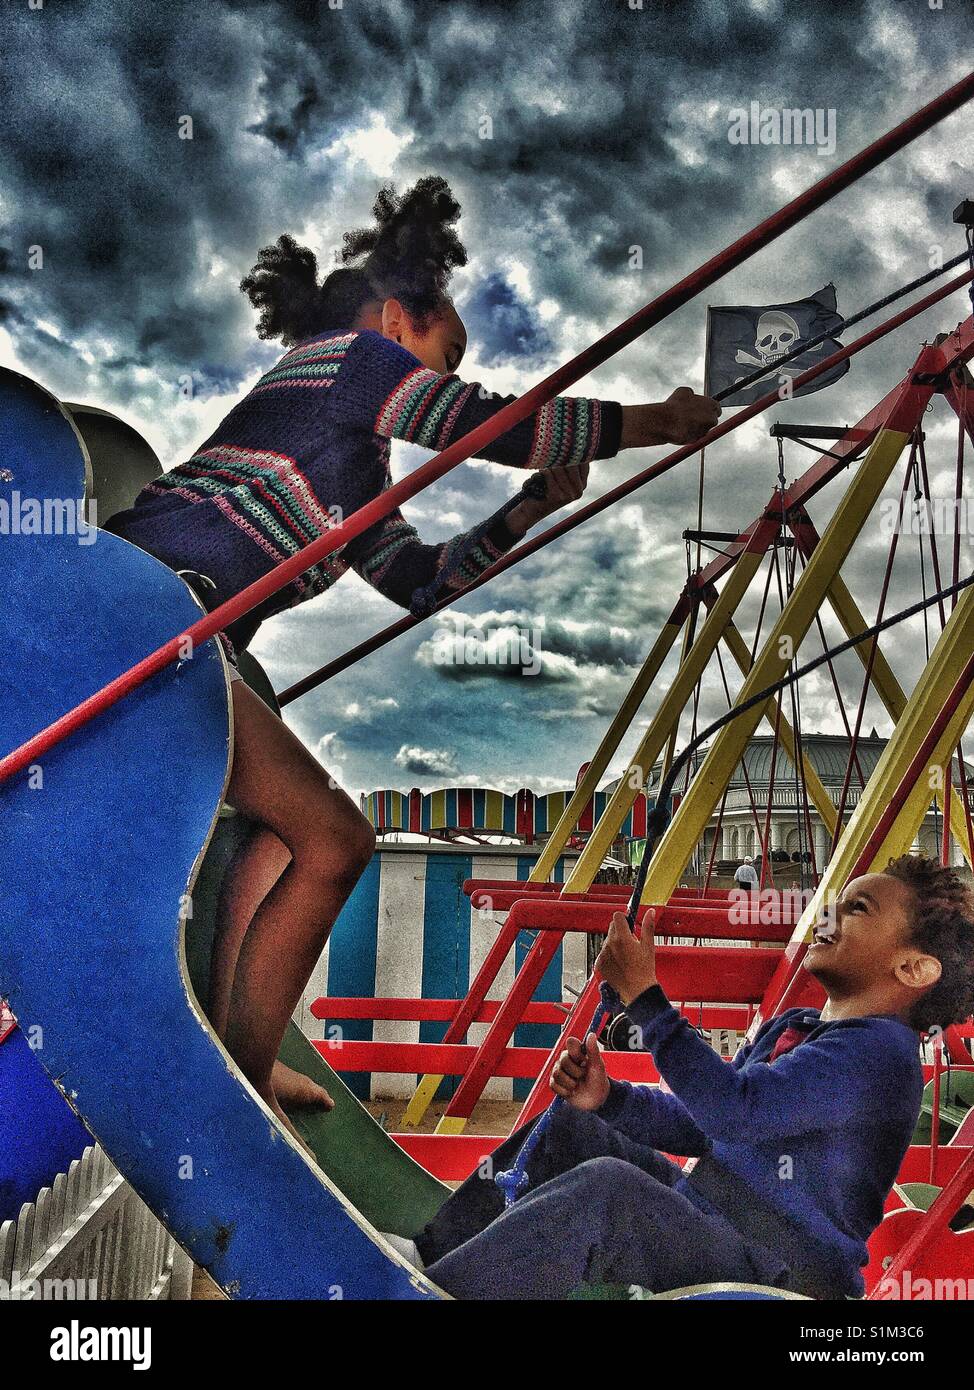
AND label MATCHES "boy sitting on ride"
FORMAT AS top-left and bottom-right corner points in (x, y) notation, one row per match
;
(404, 854), (974, 1299)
